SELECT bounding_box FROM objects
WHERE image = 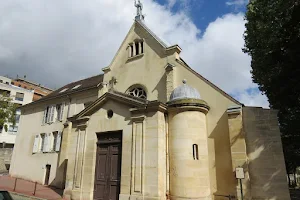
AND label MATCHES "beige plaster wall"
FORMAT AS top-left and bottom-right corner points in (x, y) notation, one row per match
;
(243, 107), (290, 200)
(64, 100), (167, 200)
(9, 89), (98, 186)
